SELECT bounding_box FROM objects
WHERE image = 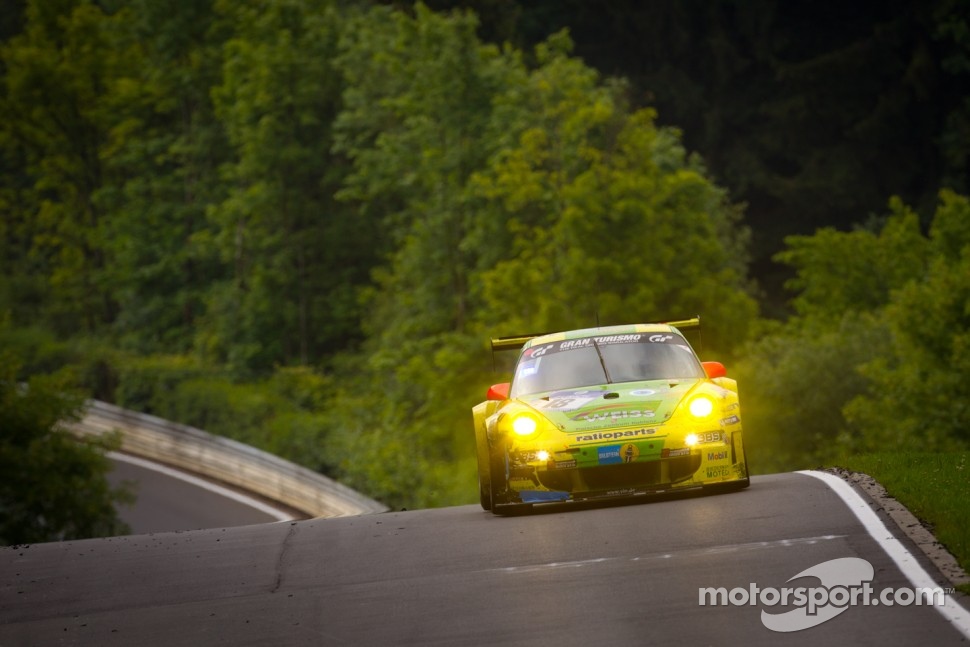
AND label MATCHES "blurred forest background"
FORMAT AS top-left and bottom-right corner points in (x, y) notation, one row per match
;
(2, 0), (969, 526)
